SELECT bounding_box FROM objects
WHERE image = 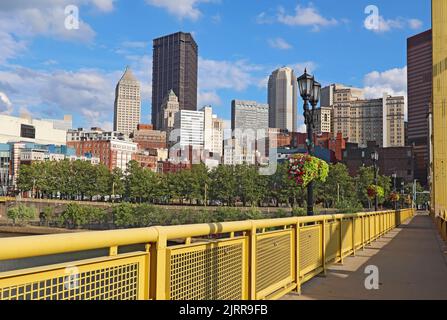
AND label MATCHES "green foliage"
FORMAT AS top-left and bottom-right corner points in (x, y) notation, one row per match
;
(291, 207), (307, 217)
(113, 203), (136, 228)
(335, 200), (363, 214)
(59, 203), (88, 228)
(7, 205), (36, 225)
(41, 206), (56, 224)
(288, 154), (329, 187)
